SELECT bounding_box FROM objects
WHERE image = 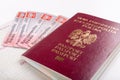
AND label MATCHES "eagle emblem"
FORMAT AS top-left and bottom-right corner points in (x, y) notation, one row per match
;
(66, 29), (97, 48)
